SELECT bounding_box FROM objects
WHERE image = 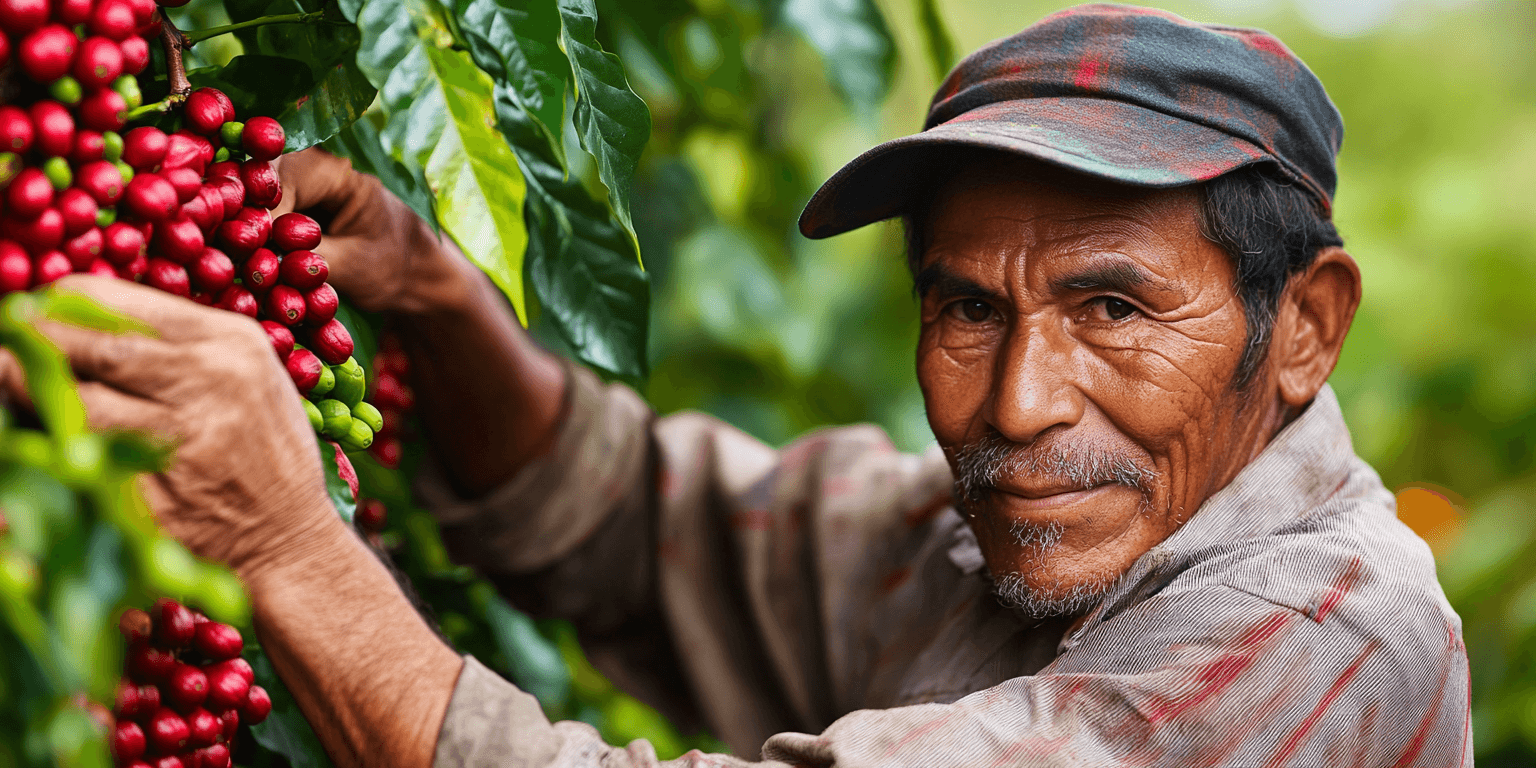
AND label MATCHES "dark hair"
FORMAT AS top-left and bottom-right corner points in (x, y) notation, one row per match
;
(902, 161), (1343, 388)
